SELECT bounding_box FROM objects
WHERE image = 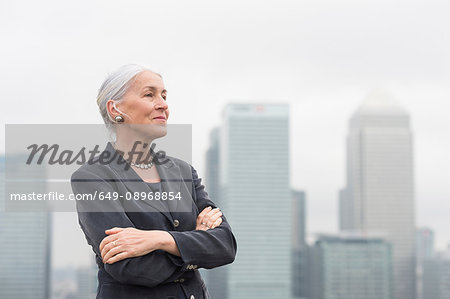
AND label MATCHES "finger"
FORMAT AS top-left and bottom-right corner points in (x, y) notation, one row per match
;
(101, 240), (118, 261)
(205, 207), (220, 219)
(99, 237), (109, 253)
(200, 222), (210, 231)
(206, 211), (223, 227)
(100, 234), (119, 255)
(103, 245), (125, 263)
(197, 206), (212, 225)
(197, 206), (212, 221)
(211, 217), (223, 229)
(99, 235), (113, 253)
(199, 208), (220, 230)
(199, 206), (212, 216)
(203, 208), (221, 224)
(106, 251), (130, 264)
(196, 221), (210, 231)
(105, 227), (124, 235)
(207, 213), (222, 228)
